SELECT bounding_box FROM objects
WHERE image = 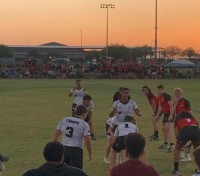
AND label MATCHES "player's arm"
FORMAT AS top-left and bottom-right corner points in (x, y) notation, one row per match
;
(134, 108), (142, 116)
(83, 87), (87, 95)
(87, 111), (92, 122)
(52, 129), (61, 141)
(107, 126), (114, 136)
(155, 104), (162, 120)
(149, 99), (157, 115)
(68, 88), (74, 97)
(84, 135), (92, 161)
(109, 108), (117, 117)
(168, 100), (174, 121)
